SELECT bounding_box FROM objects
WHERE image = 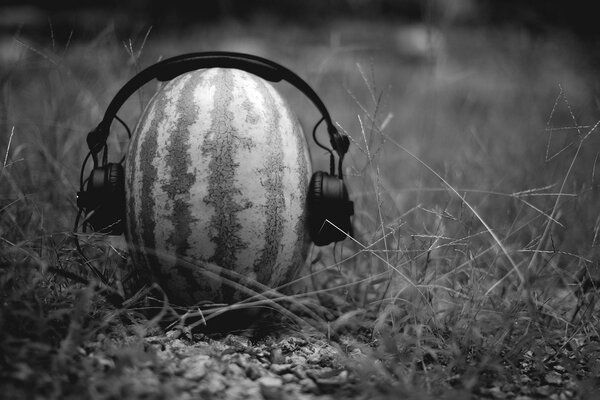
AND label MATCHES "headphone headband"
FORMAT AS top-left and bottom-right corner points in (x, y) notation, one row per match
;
(76, 51), (354, 249)
(87, 51), (349, 168)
